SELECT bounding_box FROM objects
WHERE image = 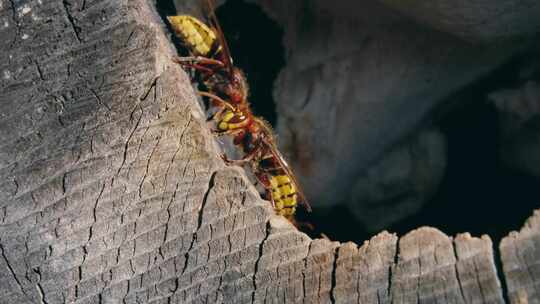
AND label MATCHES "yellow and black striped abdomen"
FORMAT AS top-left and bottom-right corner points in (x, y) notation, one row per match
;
(270, 175), (297, 217)
(167, 15), (219, 57)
